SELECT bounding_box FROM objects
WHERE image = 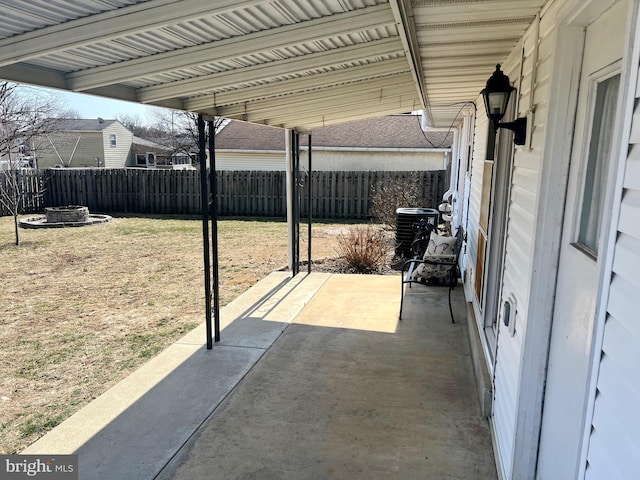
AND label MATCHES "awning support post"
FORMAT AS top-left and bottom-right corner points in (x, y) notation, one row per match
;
(307, 133), (312, 274)
(286, 129), (301, 275)
(207, 118), (221, 343)
(293, 130), (300, 275)
(198, 114), (213, 349)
